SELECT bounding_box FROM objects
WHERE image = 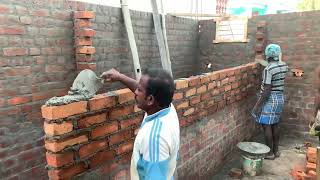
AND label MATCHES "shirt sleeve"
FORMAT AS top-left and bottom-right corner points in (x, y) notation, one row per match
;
(262, 68), (272, 85)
